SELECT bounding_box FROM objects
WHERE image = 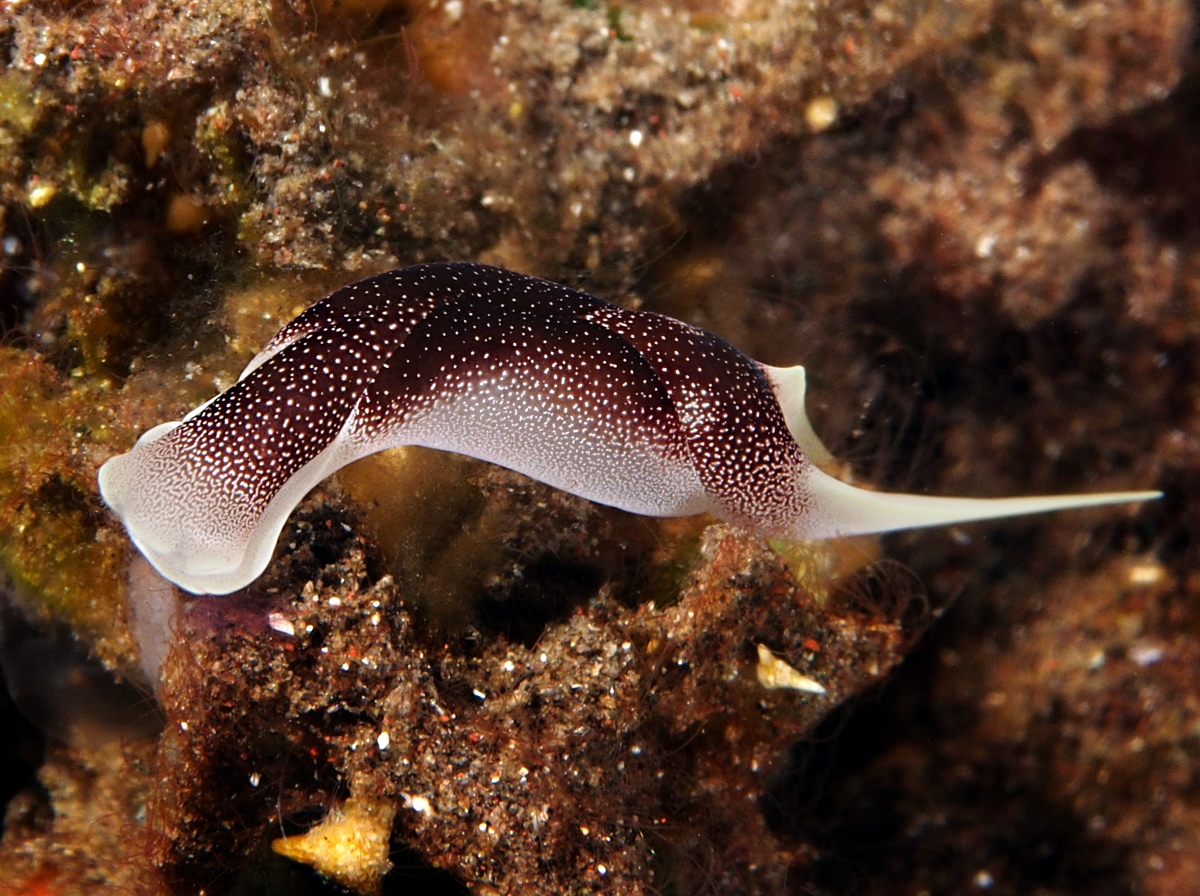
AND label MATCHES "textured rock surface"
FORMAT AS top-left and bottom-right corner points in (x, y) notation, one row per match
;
(0, 0), (1194, 893)
(140, 501), (910, 895)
